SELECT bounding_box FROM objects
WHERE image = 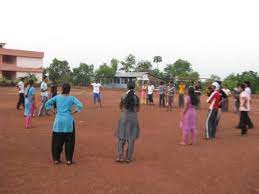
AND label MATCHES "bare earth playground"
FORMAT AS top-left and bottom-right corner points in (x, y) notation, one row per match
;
(1, 87), (259, 194)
